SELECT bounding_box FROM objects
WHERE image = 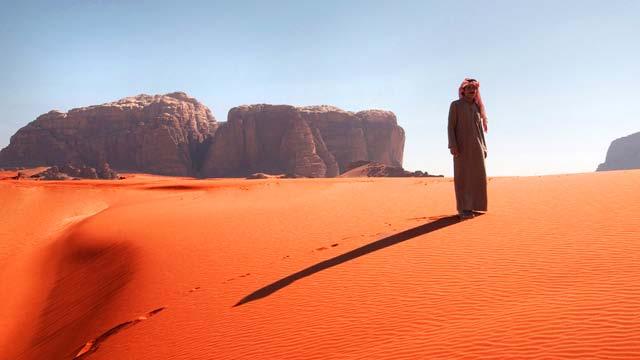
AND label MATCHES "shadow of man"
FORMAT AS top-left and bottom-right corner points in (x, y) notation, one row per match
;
(235, 214), (479, 307)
